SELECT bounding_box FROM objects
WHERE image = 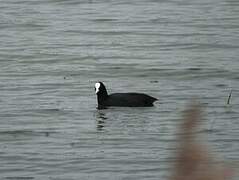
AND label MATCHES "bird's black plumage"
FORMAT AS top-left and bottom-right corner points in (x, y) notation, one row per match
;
(95, 82), (157, 109)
